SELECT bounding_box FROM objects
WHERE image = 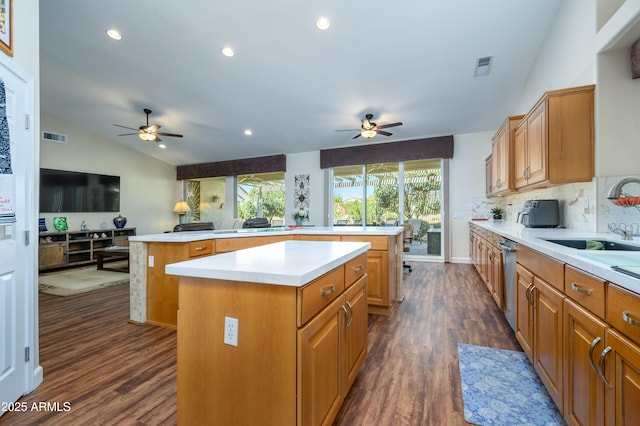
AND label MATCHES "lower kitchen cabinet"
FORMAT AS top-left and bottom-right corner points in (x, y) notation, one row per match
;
(604, 329), (640, 426)
(515, 263), (535, 358)
(177, 256), (368, 425)
(298, 274), (367, 425)
(563, 298), (607, 426)
(534, 276), (565, 411)
(515, 257), (565, 412)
